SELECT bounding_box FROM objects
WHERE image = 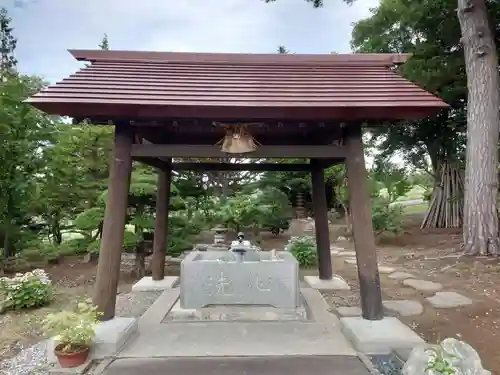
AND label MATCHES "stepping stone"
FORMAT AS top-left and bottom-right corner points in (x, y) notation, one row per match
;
(330, 246), (344, 252)
(378, 266), (396, 274)
(336, 306), (362, 317)
(427, 292), (473, 308)
(403, 279), (443, 293)
(330, 249), (341, 256)
(383, 300), (424, 316)
(339, 251), (357, 257)
(388, 271), (415, 281)
(344, 258), (357, 265)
